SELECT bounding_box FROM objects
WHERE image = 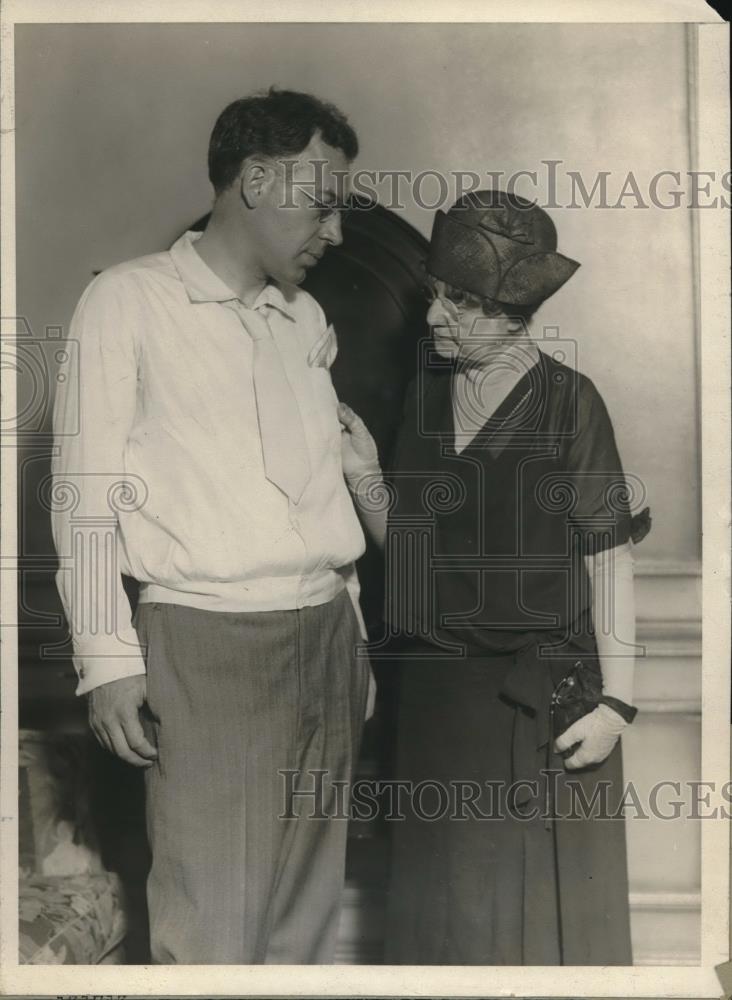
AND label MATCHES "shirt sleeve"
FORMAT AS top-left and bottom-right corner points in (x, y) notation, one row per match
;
(51, 271), (147, 695)
(566, 377), (632, 555)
